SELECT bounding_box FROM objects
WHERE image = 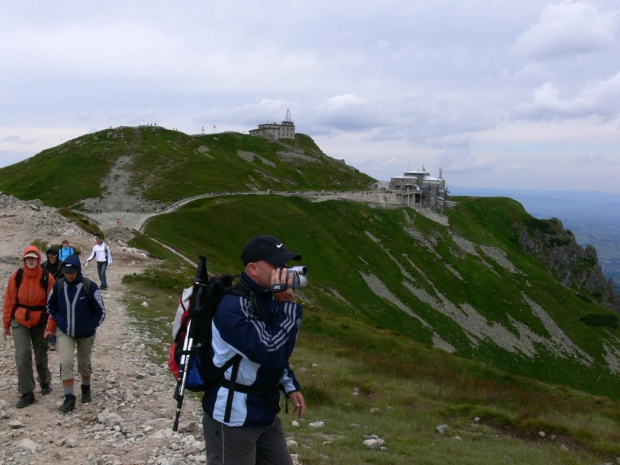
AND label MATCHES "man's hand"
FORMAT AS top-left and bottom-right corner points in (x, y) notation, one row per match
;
(4, 327), (11, 339)
(271, 268), (296, 303)
(83, 262), (88, 267)
(44, 330), (54, 339)
(289, 391), (306, 418)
